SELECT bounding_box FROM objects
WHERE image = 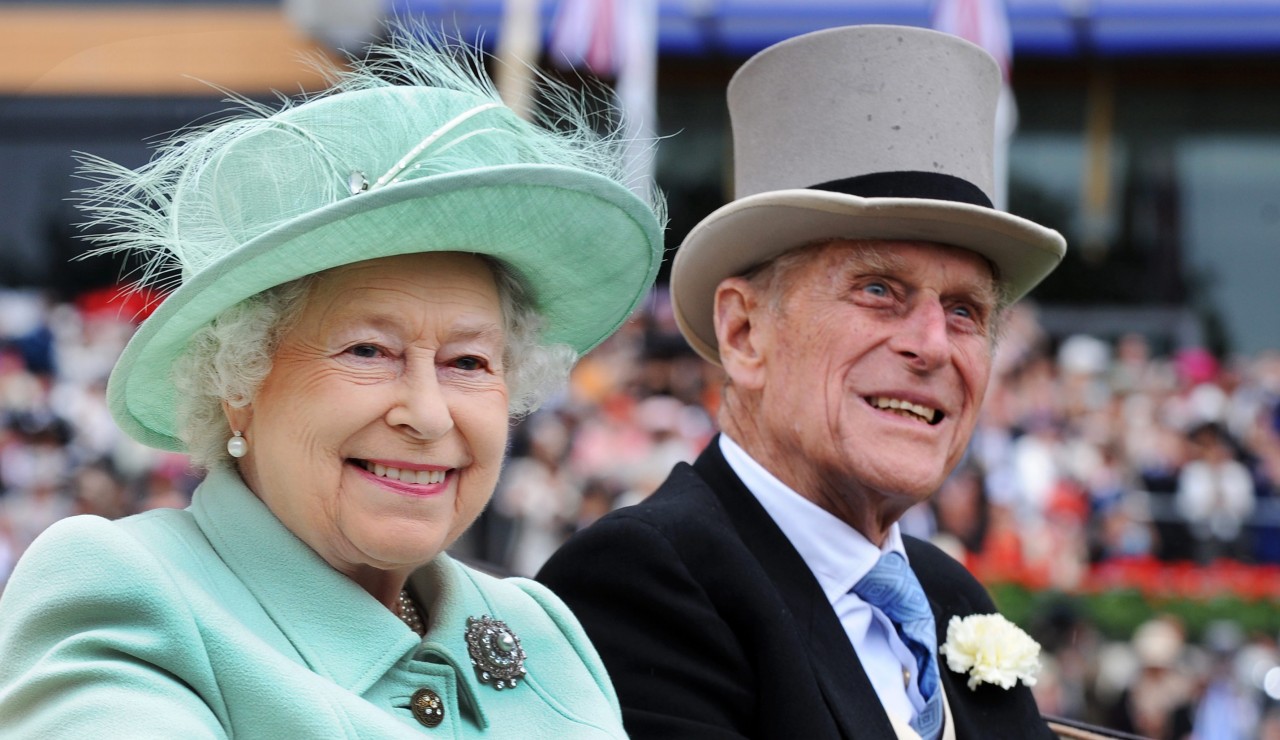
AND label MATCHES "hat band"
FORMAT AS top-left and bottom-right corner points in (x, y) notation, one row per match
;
(809, 171), (992, 209)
